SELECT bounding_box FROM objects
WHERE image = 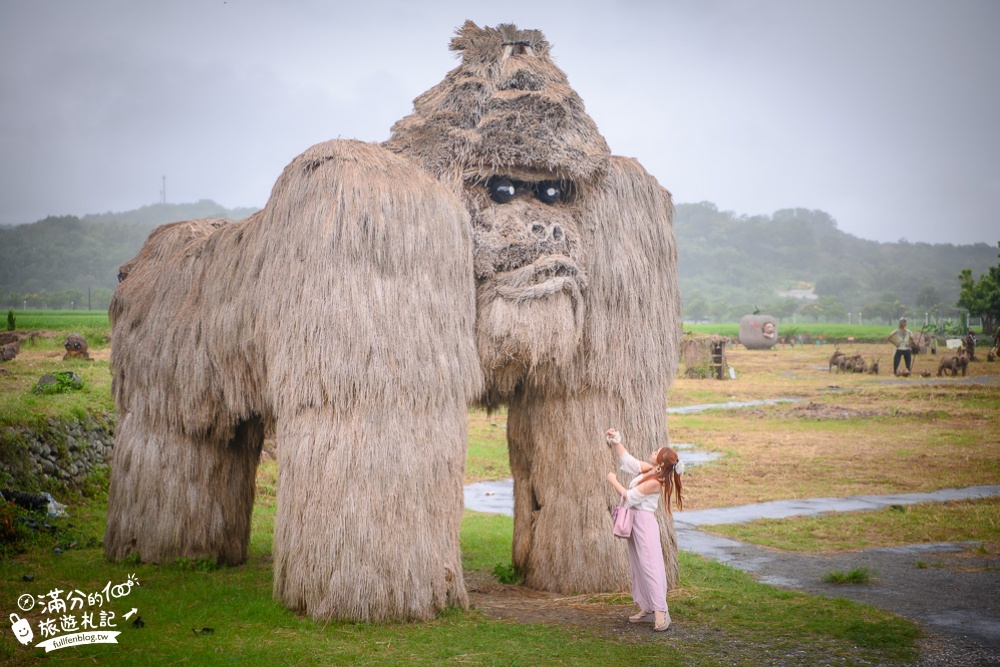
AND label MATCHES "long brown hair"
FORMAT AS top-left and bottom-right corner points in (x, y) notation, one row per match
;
(636, 446), (683, 513)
